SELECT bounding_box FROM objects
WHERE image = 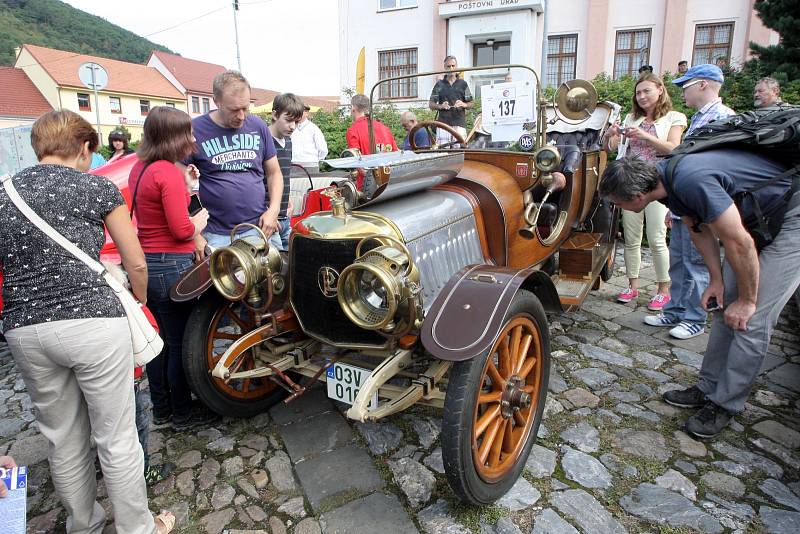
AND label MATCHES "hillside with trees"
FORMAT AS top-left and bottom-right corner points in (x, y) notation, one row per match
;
(0, 0), (173, 66)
